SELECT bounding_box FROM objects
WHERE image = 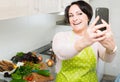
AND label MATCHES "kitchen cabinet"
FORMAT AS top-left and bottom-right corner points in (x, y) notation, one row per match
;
(0, 0), (61, 19)
(0, 0), (89, 20)
(32, 0), (79, 14)
(34, 0), (90, 13)
(0, 0), (31, 20)
(32, 0), (61, 14)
